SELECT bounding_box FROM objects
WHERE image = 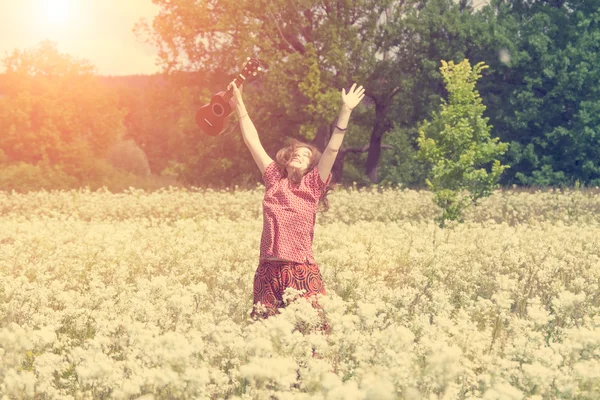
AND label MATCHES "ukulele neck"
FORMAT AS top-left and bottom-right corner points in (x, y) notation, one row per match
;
(223, 75), (246, 102)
